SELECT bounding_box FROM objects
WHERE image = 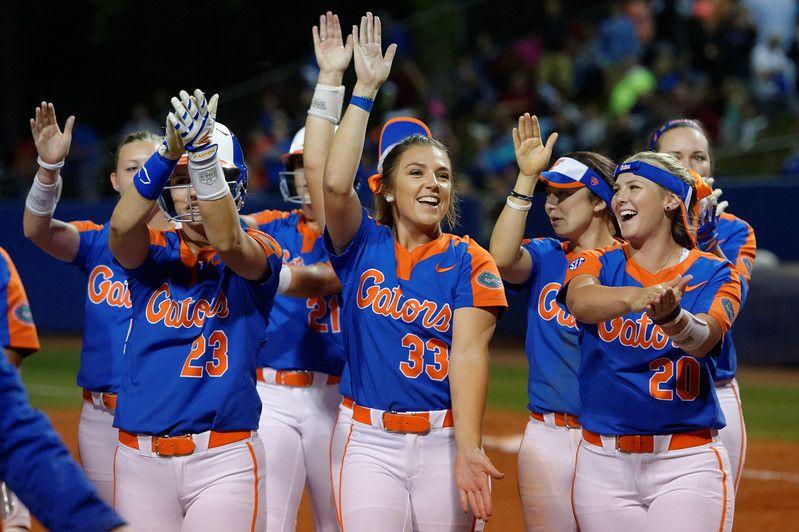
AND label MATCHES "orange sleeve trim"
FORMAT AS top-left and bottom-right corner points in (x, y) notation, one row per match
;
(468, 241), (508, 309)
(69, 220), (104, 233)
(147, 227), (168, 248)
(246, 228), (283, 259)
(250, 209), (291, 227)
(0, 249), (40, 351)
(563, 250), (603, 286)
(736, 224), (757, 283)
